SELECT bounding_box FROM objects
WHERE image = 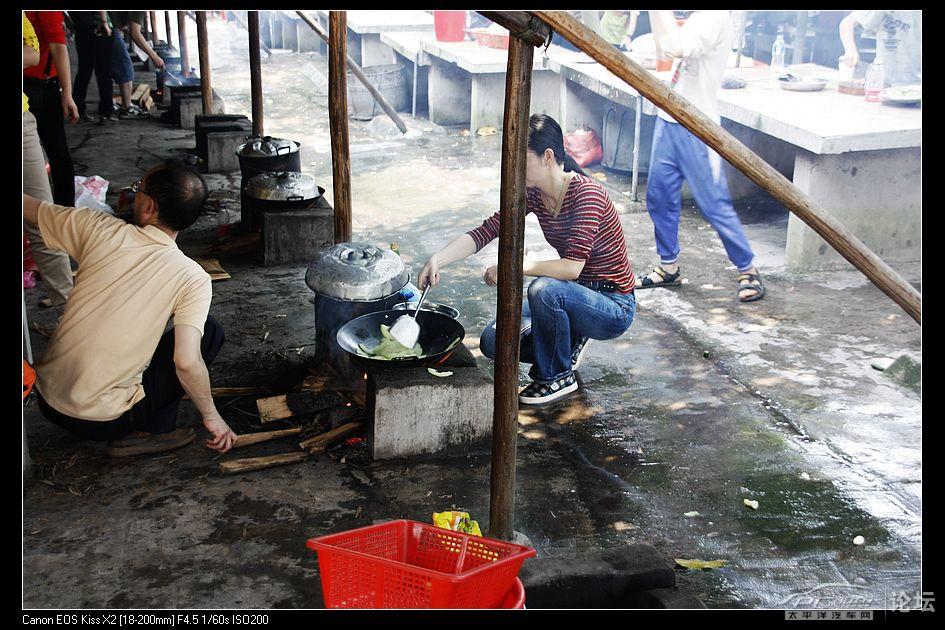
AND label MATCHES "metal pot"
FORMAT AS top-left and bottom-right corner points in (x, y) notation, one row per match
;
(392, 301), (460, 320)
(235, 135), (302, 186)
(242, 171), (323, 231)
